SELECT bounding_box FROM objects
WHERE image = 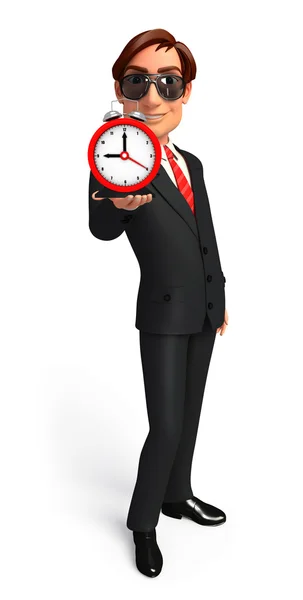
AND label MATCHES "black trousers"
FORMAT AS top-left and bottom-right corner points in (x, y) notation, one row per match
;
(126, 314), (217, 532)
